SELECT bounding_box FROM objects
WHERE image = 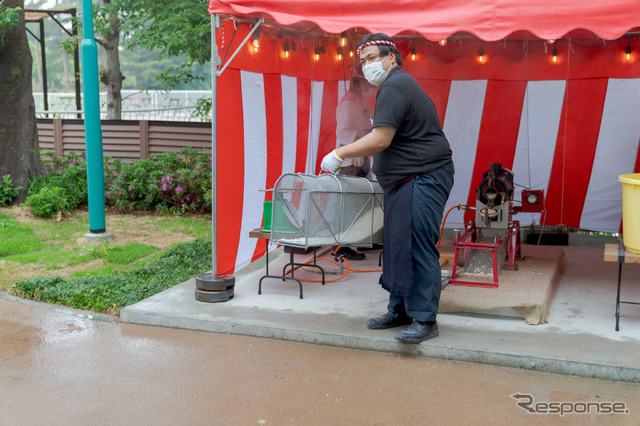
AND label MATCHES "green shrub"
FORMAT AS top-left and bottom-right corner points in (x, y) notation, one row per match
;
(28, 148), (212, 215)
(25, 186), (69, 218)
(0, 174), (21, 205)
(105, 147), (212, 214)
(29, 151), (88, 211)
